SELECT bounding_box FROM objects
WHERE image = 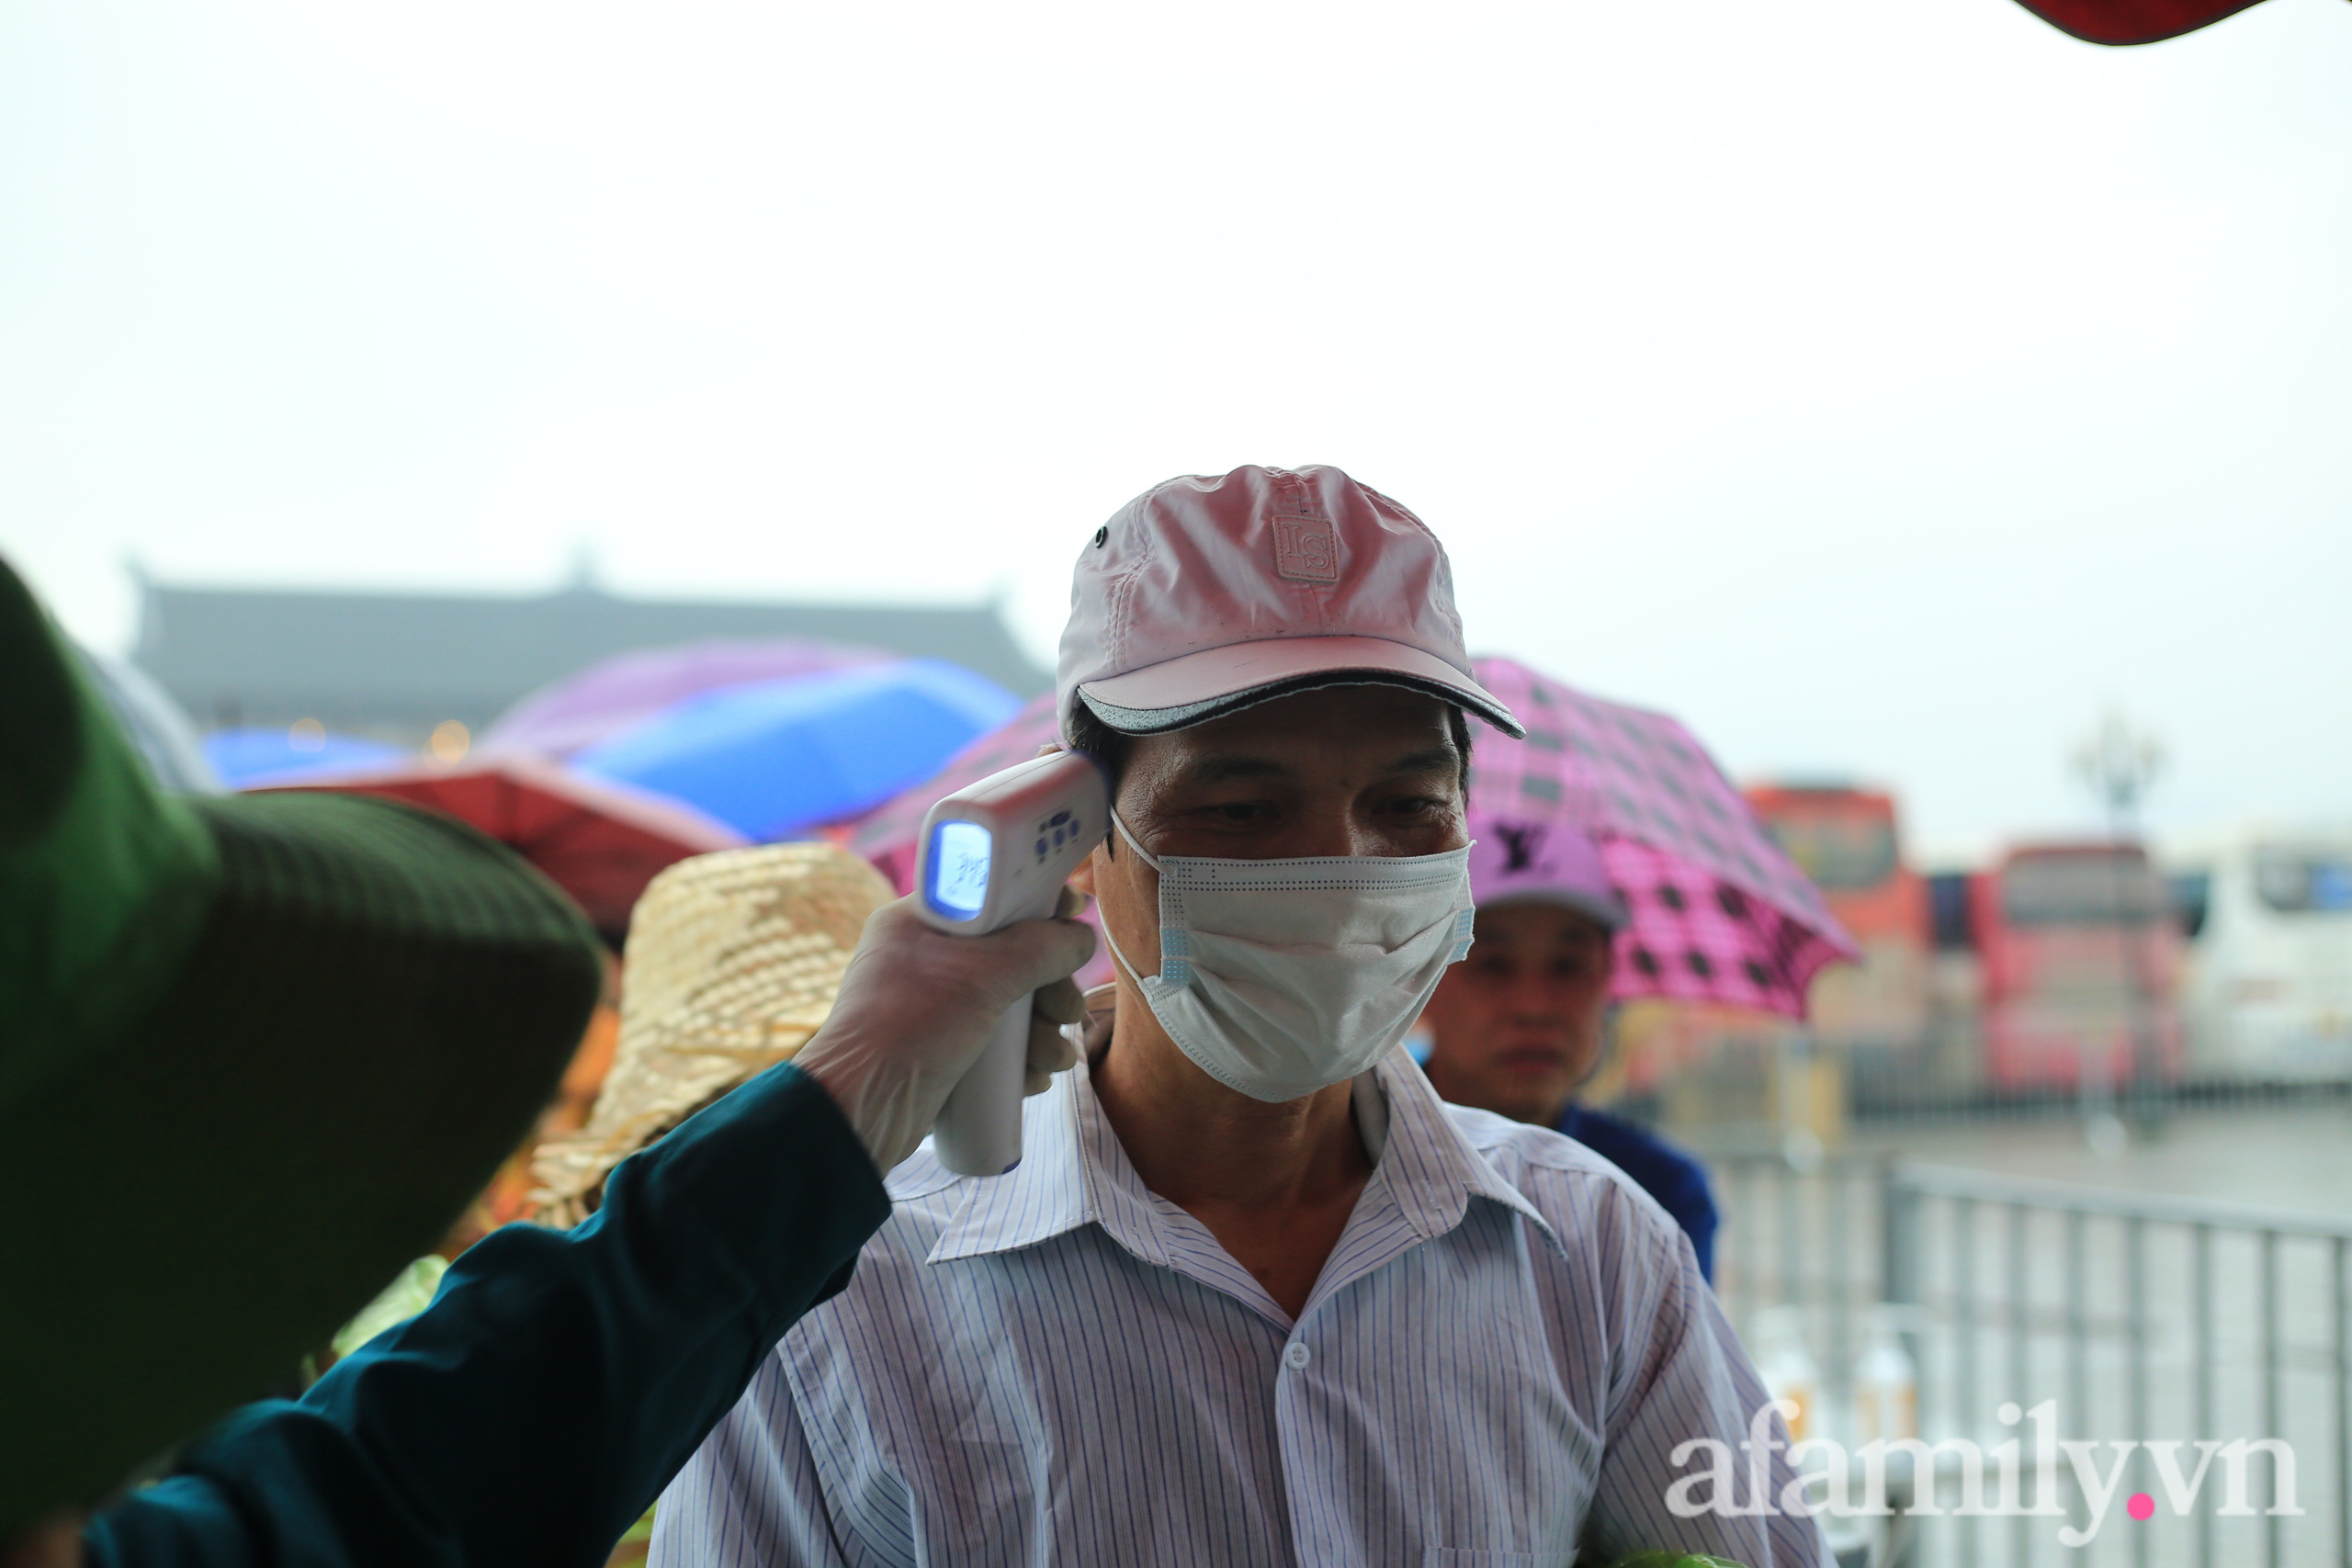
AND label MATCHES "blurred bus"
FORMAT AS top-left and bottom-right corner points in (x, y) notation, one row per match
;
(1973, 842), (2184, 1093)
(1743, 784), (1929, 1055)
(2166, 831), (2352, 1083)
